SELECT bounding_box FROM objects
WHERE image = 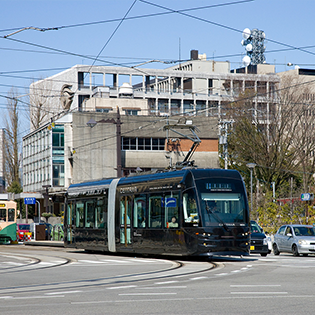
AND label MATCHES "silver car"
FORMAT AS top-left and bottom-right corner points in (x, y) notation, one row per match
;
(273, 224), (315, 256)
